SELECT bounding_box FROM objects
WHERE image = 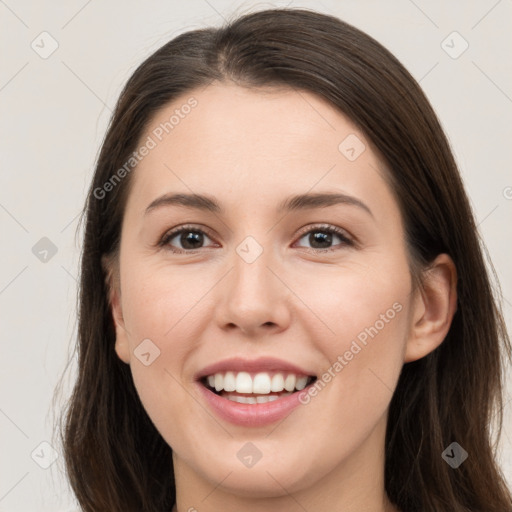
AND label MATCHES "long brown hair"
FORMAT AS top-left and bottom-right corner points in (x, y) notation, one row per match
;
(56, 8), (512, 511)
